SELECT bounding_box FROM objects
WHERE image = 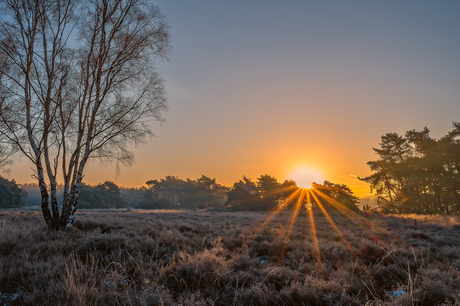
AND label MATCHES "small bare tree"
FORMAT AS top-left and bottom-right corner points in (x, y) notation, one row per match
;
(0, 0), (170, 230)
